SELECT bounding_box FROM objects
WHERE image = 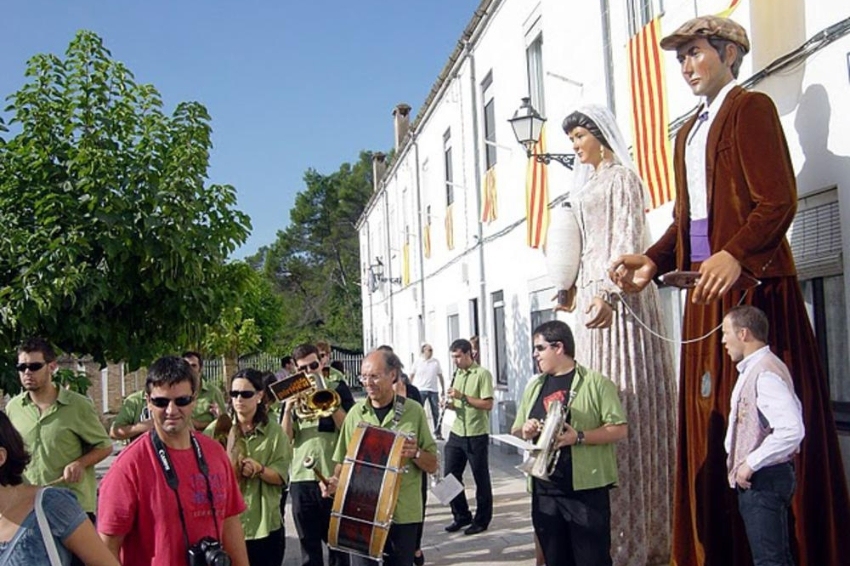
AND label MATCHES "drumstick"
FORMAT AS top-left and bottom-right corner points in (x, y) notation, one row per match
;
(45, 477), (65, 486)
(303, 457), (328, 485)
